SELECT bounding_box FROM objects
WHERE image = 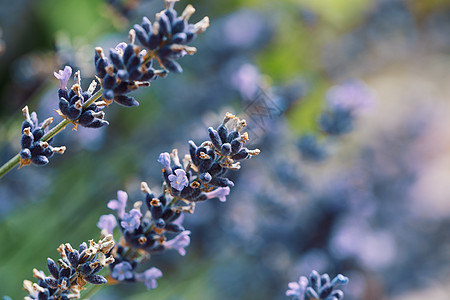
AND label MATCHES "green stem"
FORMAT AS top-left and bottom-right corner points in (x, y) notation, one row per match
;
(80, 283), (103, 300)
(0, 88), (103, 180)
